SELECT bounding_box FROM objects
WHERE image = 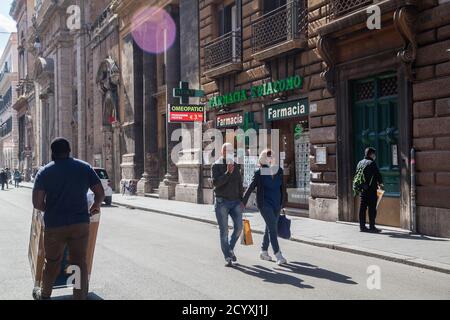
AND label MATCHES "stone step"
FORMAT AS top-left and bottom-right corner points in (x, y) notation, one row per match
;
(284, 207), (309, 218)
(145, 192), (160, 199)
